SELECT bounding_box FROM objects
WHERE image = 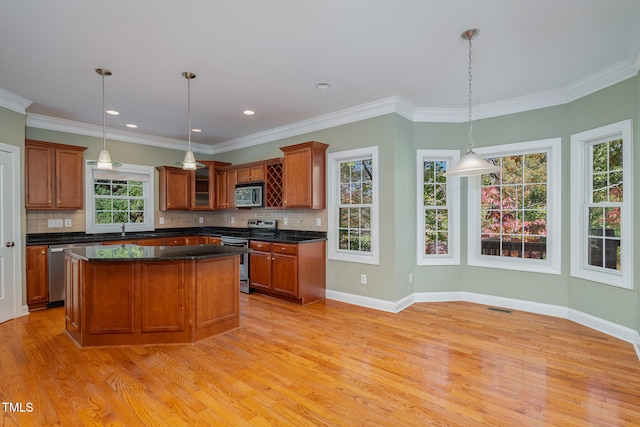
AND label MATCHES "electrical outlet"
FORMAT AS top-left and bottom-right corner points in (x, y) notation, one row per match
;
(231, 217), (235, 224)
(159, 217), (165, 225)
(360, 274), (367, 285)
(64, 219), (72, 227)
(409, 273), (413, 283)
(316, 218), (321, 226)
(47, 219), (63, 228)
(199, 217), (204, 224)
(283, 217), (288, 226)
